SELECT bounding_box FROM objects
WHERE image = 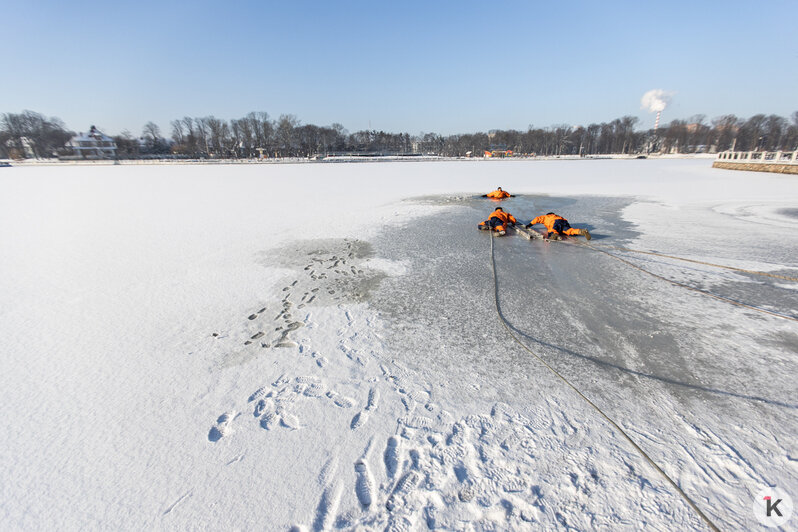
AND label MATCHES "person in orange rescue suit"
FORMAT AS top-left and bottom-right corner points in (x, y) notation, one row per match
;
(482, 187), (513, 199)
(478, 207), (517, 236)
(526, 212), (592, 240)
